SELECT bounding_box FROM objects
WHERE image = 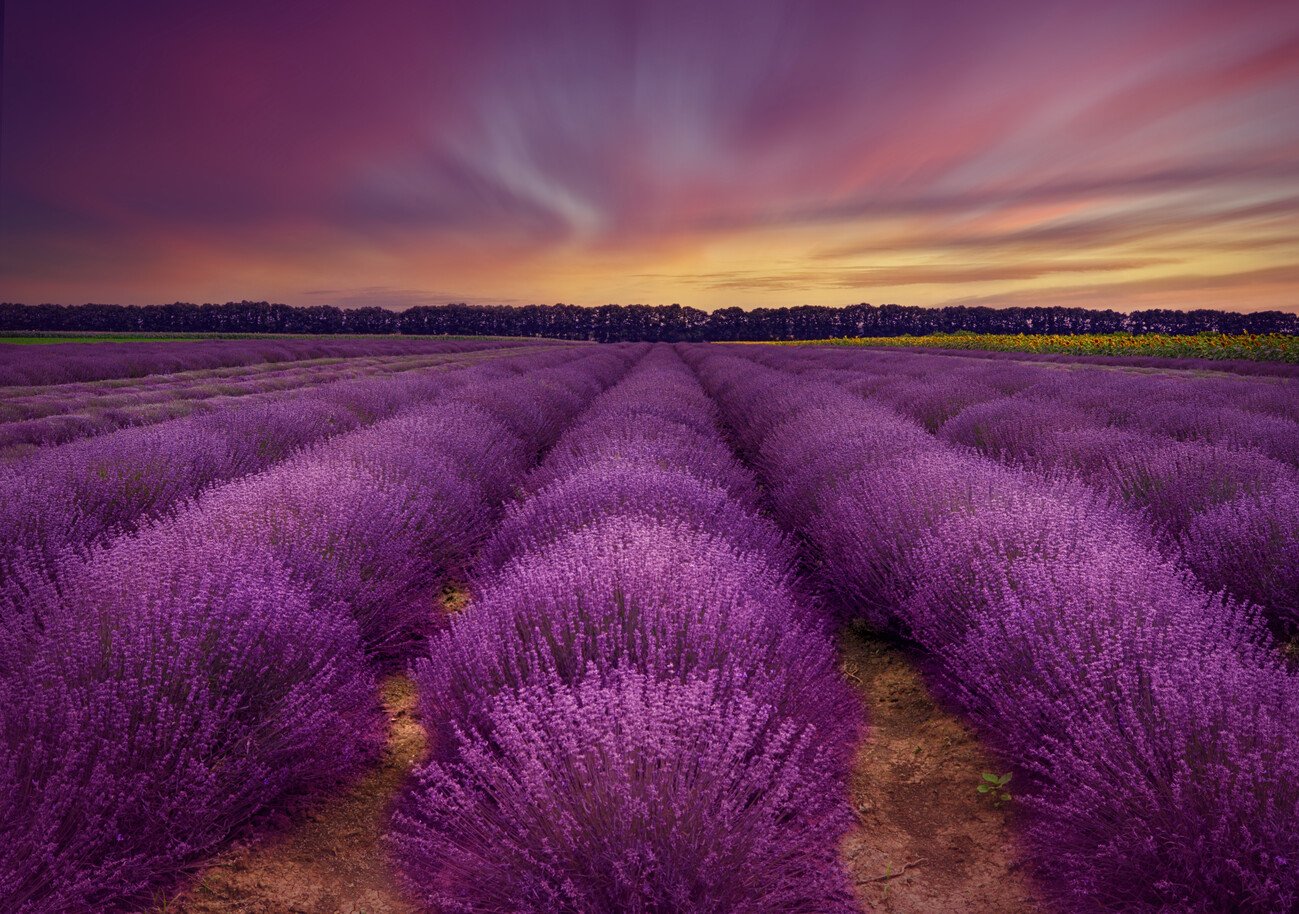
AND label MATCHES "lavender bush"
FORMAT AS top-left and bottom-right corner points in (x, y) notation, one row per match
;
(391, 347), (859, 910)
(395, 671), (856, 914)
(1179, 481), (1299, 623)
(0, 336), (526, 387)
(778, 346), (1299, 633)
(690, 346), (1299, 913)
(0, 534), (383, 914)
(0, 347), (631, 912)
(0, 371), (457, 583)
(426, 515), (853, 759)
(476, 462), (790, 577)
